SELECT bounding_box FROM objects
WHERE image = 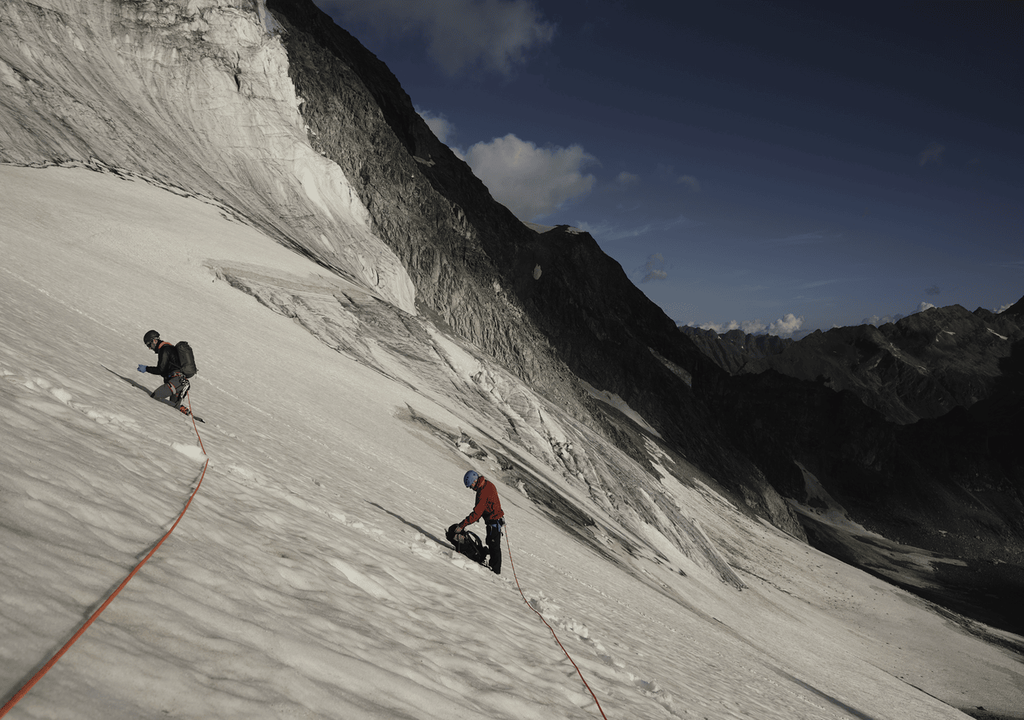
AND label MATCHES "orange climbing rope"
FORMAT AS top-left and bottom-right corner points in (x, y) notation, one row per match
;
(182, 392), (206, 454)
(0, 396), (209, 717)
(504, 525), (609, 719)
